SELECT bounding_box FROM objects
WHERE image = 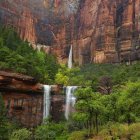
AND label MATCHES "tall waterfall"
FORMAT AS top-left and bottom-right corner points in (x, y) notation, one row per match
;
(68, 45), (73, 69)
(65, 86), (77, 120)
(43, 85), (51, 119)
